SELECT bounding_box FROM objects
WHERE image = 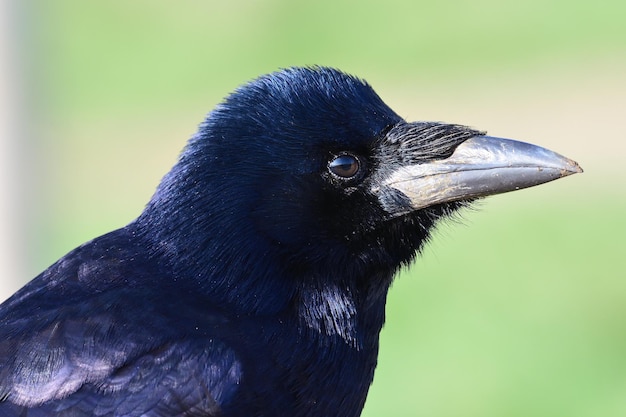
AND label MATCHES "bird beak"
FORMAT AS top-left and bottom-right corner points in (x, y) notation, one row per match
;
(380, 136), (582, 214)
